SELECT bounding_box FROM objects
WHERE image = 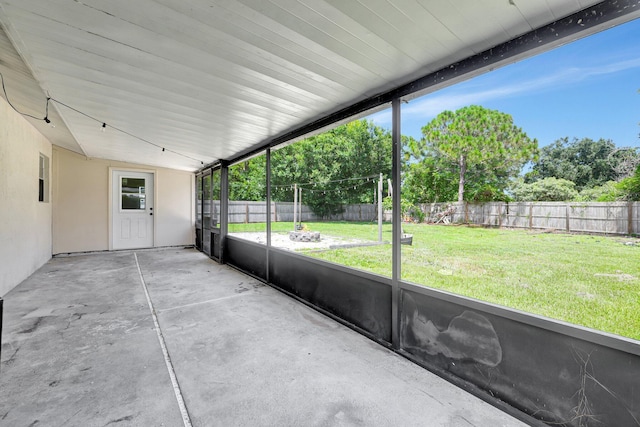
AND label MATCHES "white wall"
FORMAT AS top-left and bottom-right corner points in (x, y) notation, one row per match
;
(52, 147), (194, 254)
(0, 98), (52, 296)
(156, 166), (194, 247)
